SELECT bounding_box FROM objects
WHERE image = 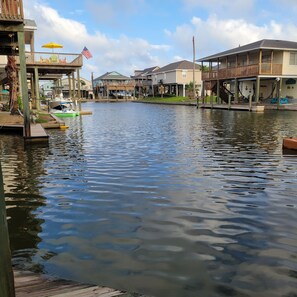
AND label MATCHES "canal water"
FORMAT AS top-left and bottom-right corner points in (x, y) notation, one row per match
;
(1, 102), (297, 297)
